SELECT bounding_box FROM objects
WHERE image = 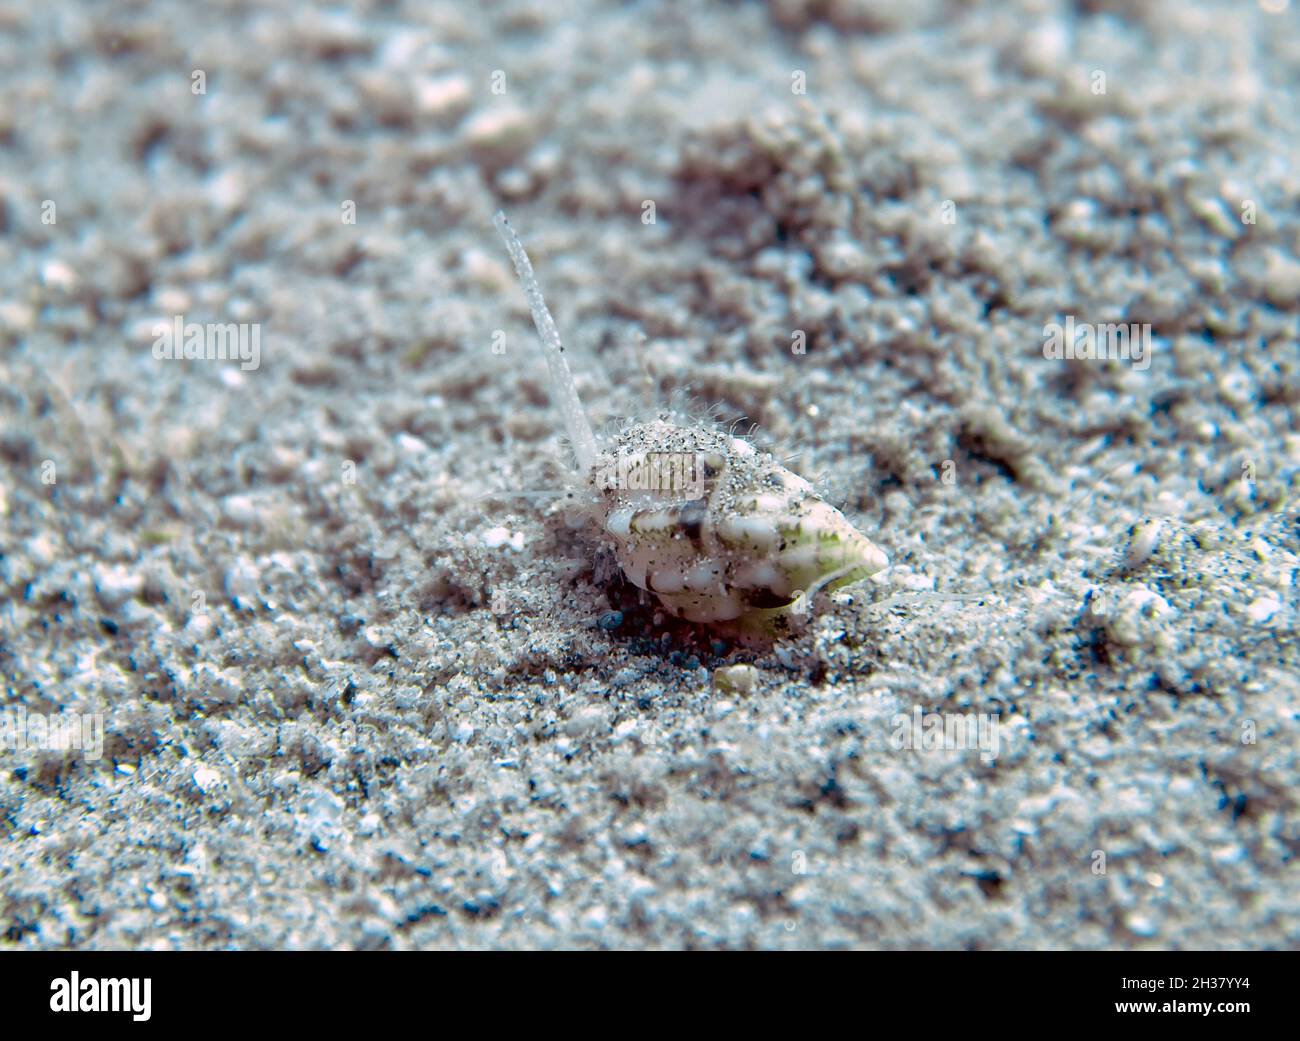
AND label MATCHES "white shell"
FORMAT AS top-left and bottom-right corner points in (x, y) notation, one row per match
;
(589, 418), (888, 628)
